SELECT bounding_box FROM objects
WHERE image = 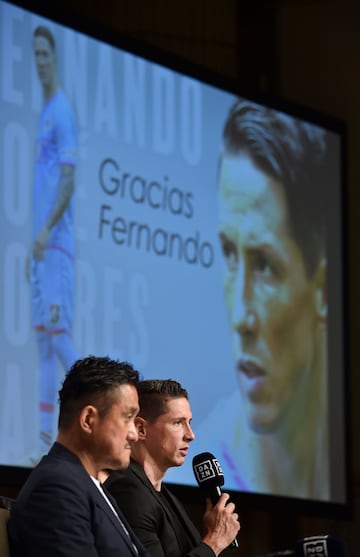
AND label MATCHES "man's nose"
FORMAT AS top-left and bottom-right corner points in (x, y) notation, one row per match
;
(128, 422), (139, 442)
(184, 423), (195, 441)
(231, 263), (257, 336)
